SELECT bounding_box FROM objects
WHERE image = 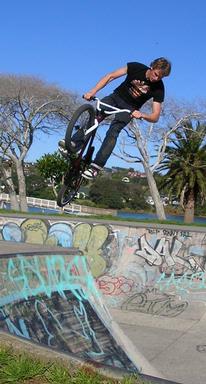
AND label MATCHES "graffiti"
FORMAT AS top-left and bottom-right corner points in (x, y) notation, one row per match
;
(121, 288), (188, 317)
(96, 275), (135, 296)
(73, 223), (110, 278)
(21, 219), (48, 244)
(147, 228), (191, 238)
(0, 253), (95, 305)
(0, 292), (135, 369)
(0, 219), (113, 278)
(4, 214), (206, 373)
(156, 271), (206, 295)
(135, 234), (184, 268)
(134, 234), (206, 277)
(1, 215), (206, 309)
(2, 222), (23, 242)
(0, 252), (138, 372)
